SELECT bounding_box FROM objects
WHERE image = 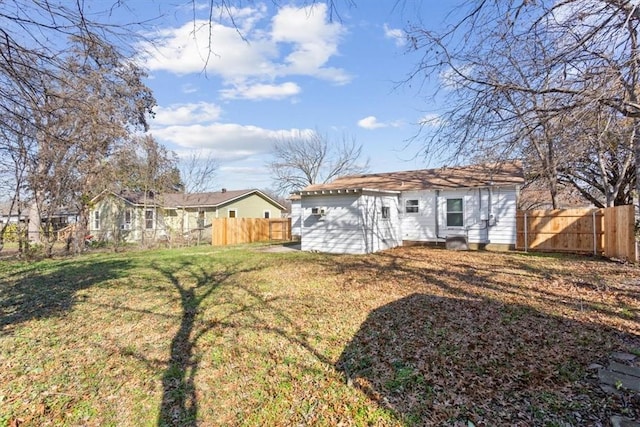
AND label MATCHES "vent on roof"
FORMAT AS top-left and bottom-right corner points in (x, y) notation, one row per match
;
(222, 188), (227, 193)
